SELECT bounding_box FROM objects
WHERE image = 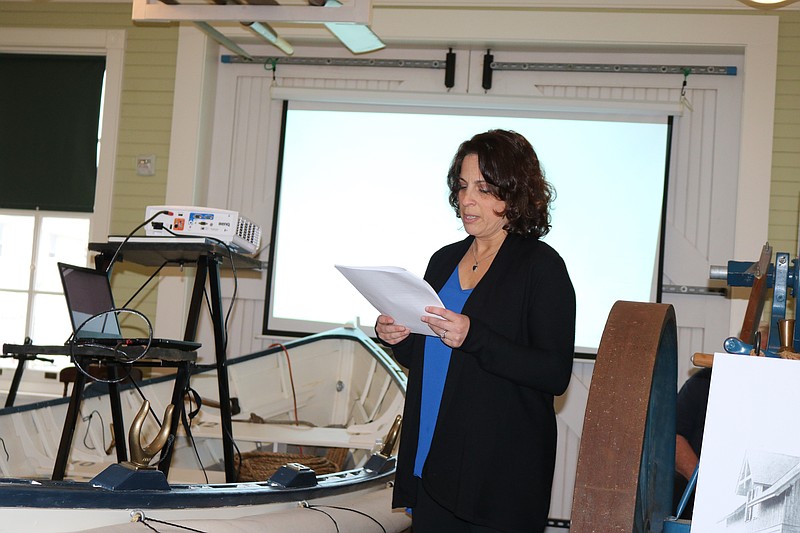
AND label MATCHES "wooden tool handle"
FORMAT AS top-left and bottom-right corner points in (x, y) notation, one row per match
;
(692, 352), (714, 368)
